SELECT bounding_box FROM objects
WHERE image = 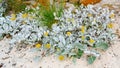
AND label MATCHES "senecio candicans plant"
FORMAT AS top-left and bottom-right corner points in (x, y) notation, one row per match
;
(0, 4), (117, 64)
